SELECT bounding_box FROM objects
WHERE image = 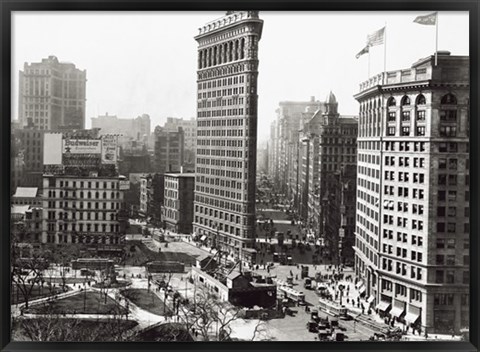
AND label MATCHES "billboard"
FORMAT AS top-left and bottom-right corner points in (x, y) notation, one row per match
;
(43, 133), (63, 165)
(63, 139), (101, 154)
(101, 135), (118, 164)
(63, 154), (101, 167)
